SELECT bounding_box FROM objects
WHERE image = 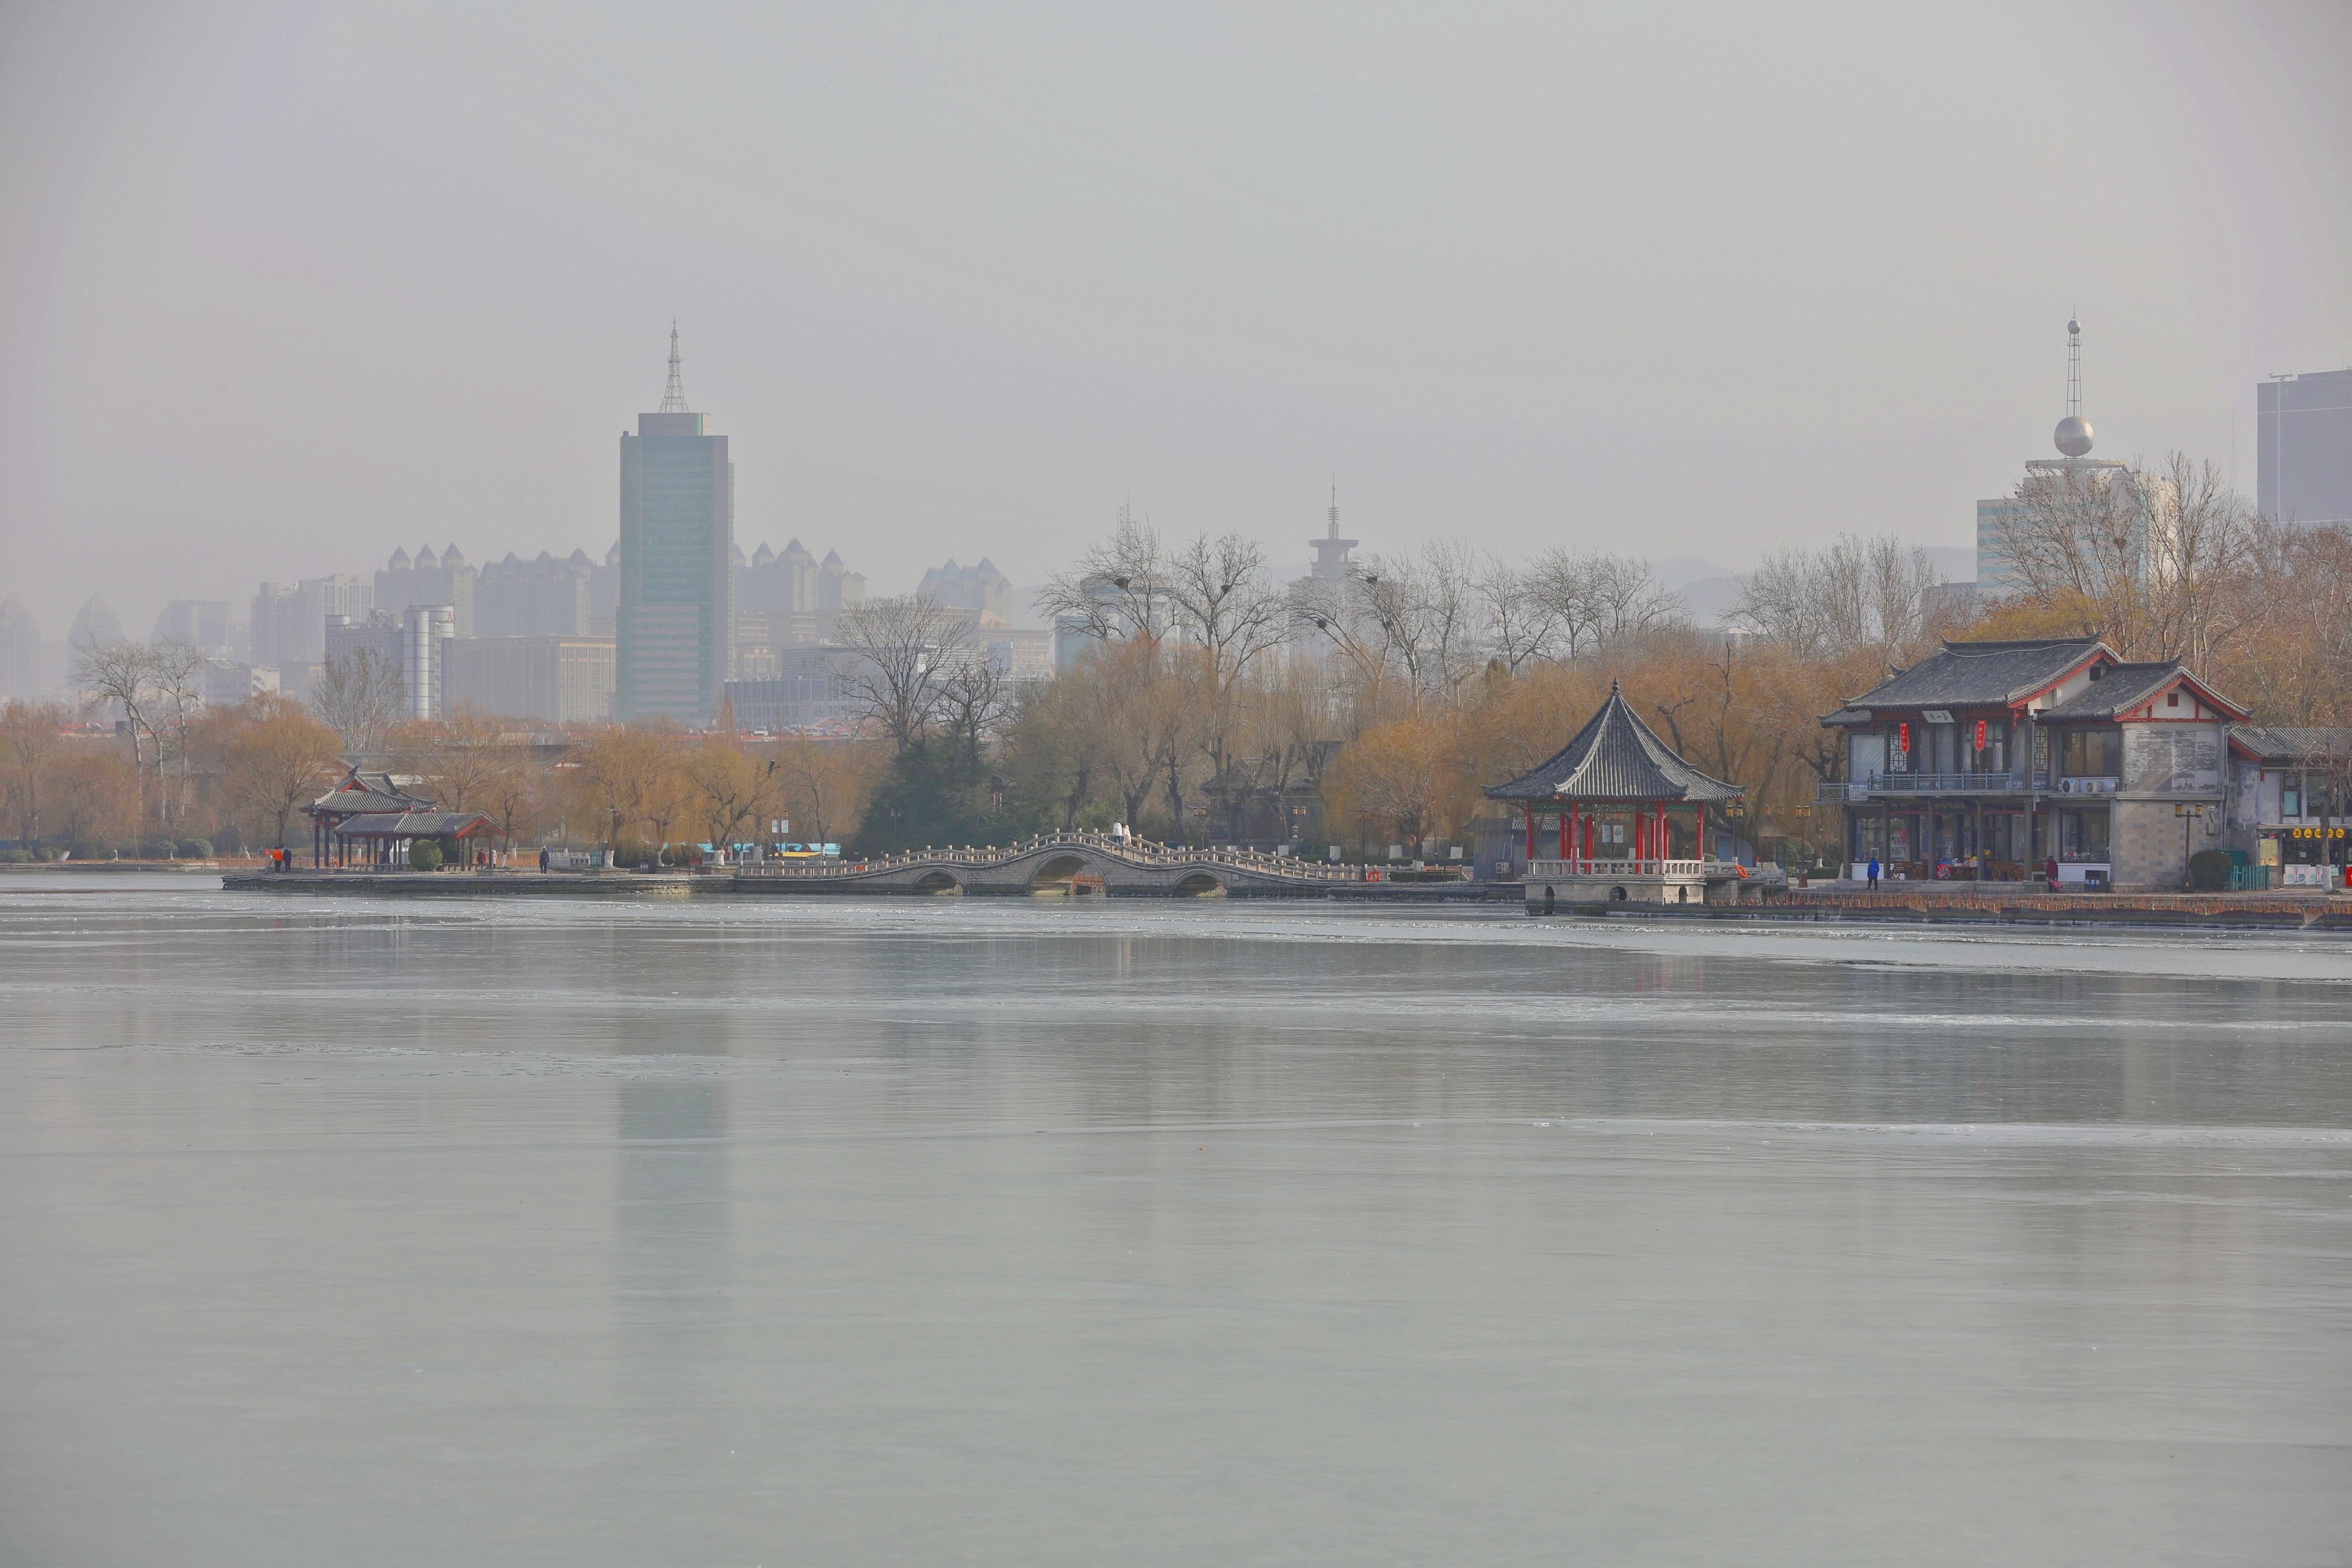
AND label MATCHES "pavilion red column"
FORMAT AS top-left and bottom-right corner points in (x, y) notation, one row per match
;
(1697, 804), (1707, 863)
(1524, 803), (1534, 862)
(1558, 804), (1569, 859)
